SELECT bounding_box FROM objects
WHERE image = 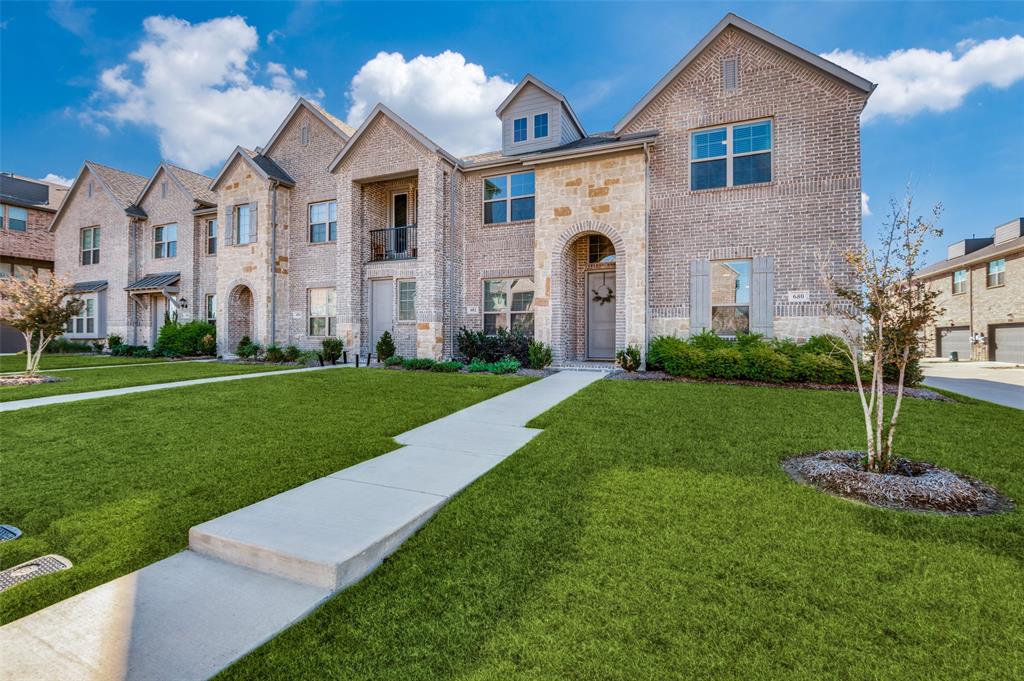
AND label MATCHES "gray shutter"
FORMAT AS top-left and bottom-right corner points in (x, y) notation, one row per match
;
(689, 259), (711, 334)
(751, 256), (775, 337)
(225, 208), (233, 246)
(248, 202), (258, 243)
